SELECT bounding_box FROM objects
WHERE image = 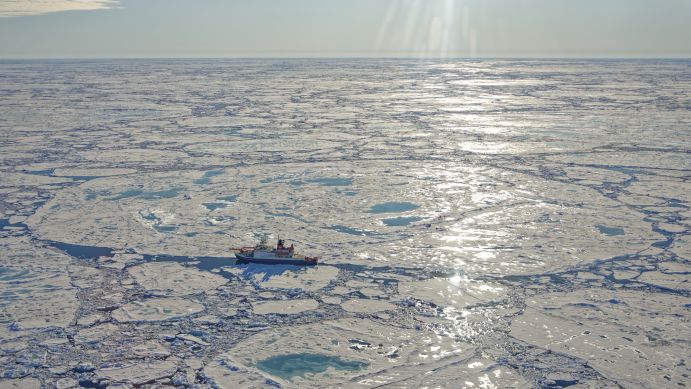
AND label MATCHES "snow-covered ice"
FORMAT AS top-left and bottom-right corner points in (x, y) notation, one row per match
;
(0, 59), (689, 387)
